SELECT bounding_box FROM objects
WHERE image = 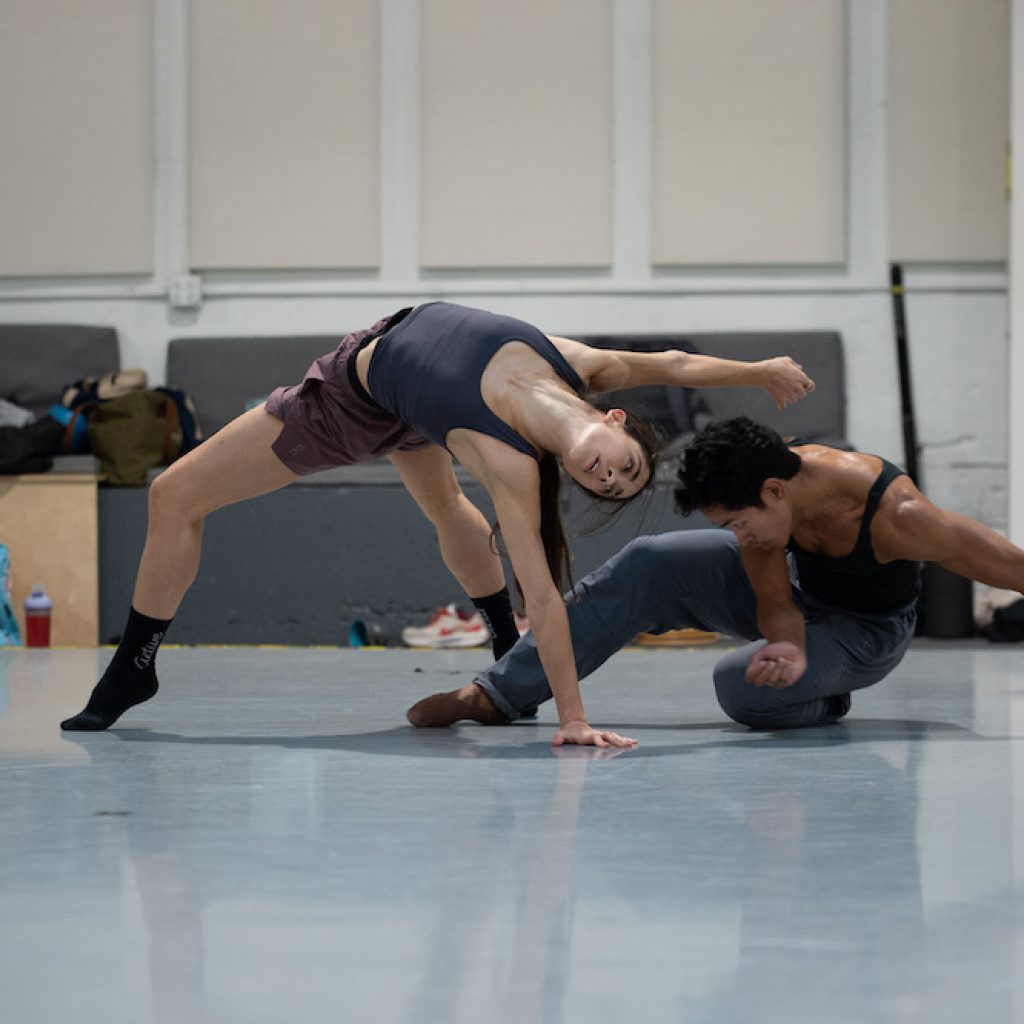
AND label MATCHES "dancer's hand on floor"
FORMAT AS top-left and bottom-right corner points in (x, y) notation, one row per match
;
(553, 719), (638, 749)
(746, 642), (807, 687)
